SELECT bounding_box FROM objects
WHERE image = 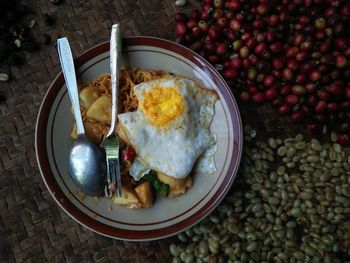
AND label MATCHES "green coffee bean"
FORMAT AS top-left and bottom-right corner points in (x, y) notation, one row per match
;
(304, 246), (316, 256)
(277, 146), (287, 156)
(254, 172), (264, 183)
(170, 134), (350, 263)
(251, 183), (262, 191)
(277, 166), (286, 175)
(228, 223), (239, 234)
(251, 203), (262, 213)
(255, 160), (262, 171)
(309, 241), (318, 250)
(287, 147), (297, 157)
(211, 233), (221, 241)
(170, 244), (180, 257)
(273, 224), (283, 231)
(333, 243), (339, 253)
(246, 232), (257, 241)
(277, 252), (288, 260)
(286, 162), (296, 168)
(307, 156), (320, 162)
(193, 226), (201, 235)
(286, 229), (294, 240)
(250, 252), (260, 262)
(245, 191), (255, 199)
(334, 206), (343, 213)
(219, 205), (230, 214)
(293, 251), (305, 260)
(185, 228), (193, 238)
(268, 197), (280, 205)
(186, 242), (196, 254)
(329, 150), (337, 161)
(199, 225), (208, 234)
(294, 141), (306, 150)
(224, 247), (234, 255)
(342, 186), (350, 197)
(208, 238), (219, 254)
(268, 172), (277, 183)
(180, 252), (187, 261)
(268, 138), (277, 149)
(192, 235), (201, 242)
(324, 255), (332, 263)
(299, 191), (312, 200)
(294, 134), (303, 142)
(246, 242), (258, 252)
(220, 235), (229, 245)
(185, 254), (194, 263)
(311, 143), (322, 151)
(321, 234), (334, 246)
(199, 241), (209, 255)
(333, 143), (342, 153)
(178, 233), (188, 242)
(209, 215), (220, 224)
(290, 207), (303, 217)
